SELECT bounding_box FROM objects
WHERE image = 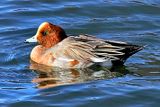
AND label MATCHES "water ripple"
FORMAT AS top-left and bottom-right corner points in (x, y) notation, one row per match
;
(0, 0), (160, 107)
